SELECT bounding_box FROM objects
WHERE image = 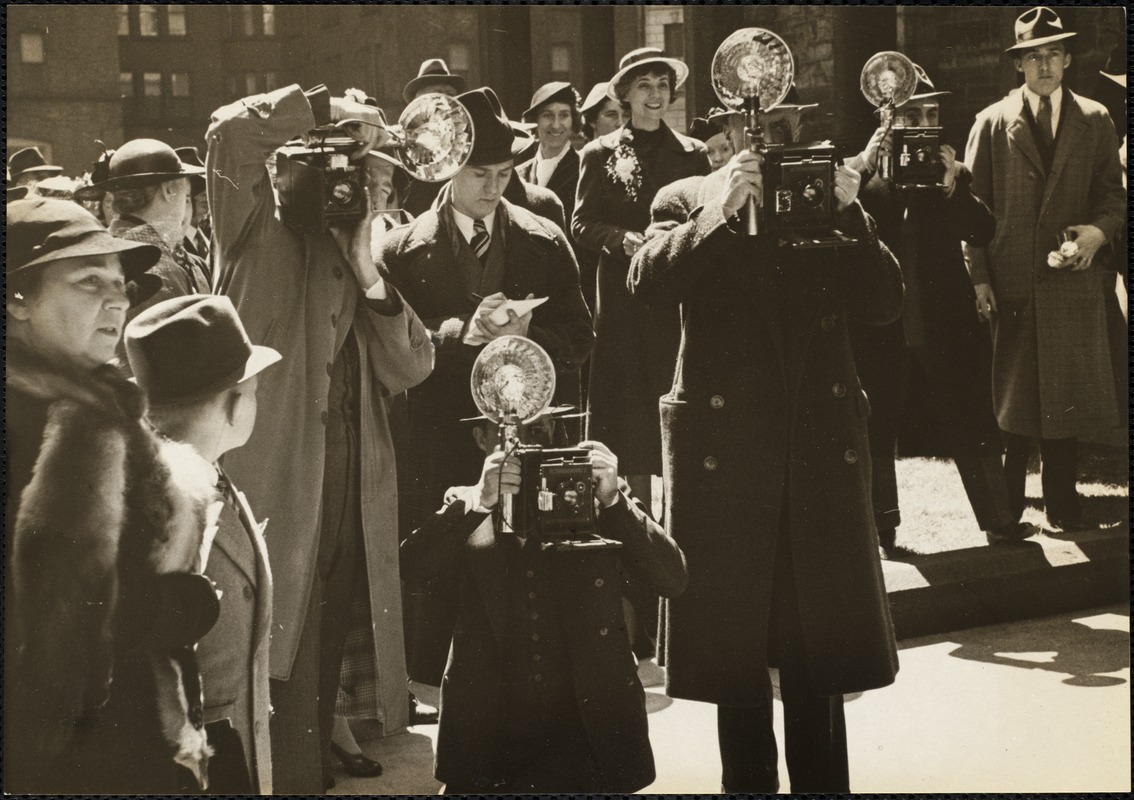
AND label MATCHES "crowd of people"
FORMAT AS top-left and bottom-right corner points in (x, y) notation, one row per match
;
(4, 6), (1126, 794)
